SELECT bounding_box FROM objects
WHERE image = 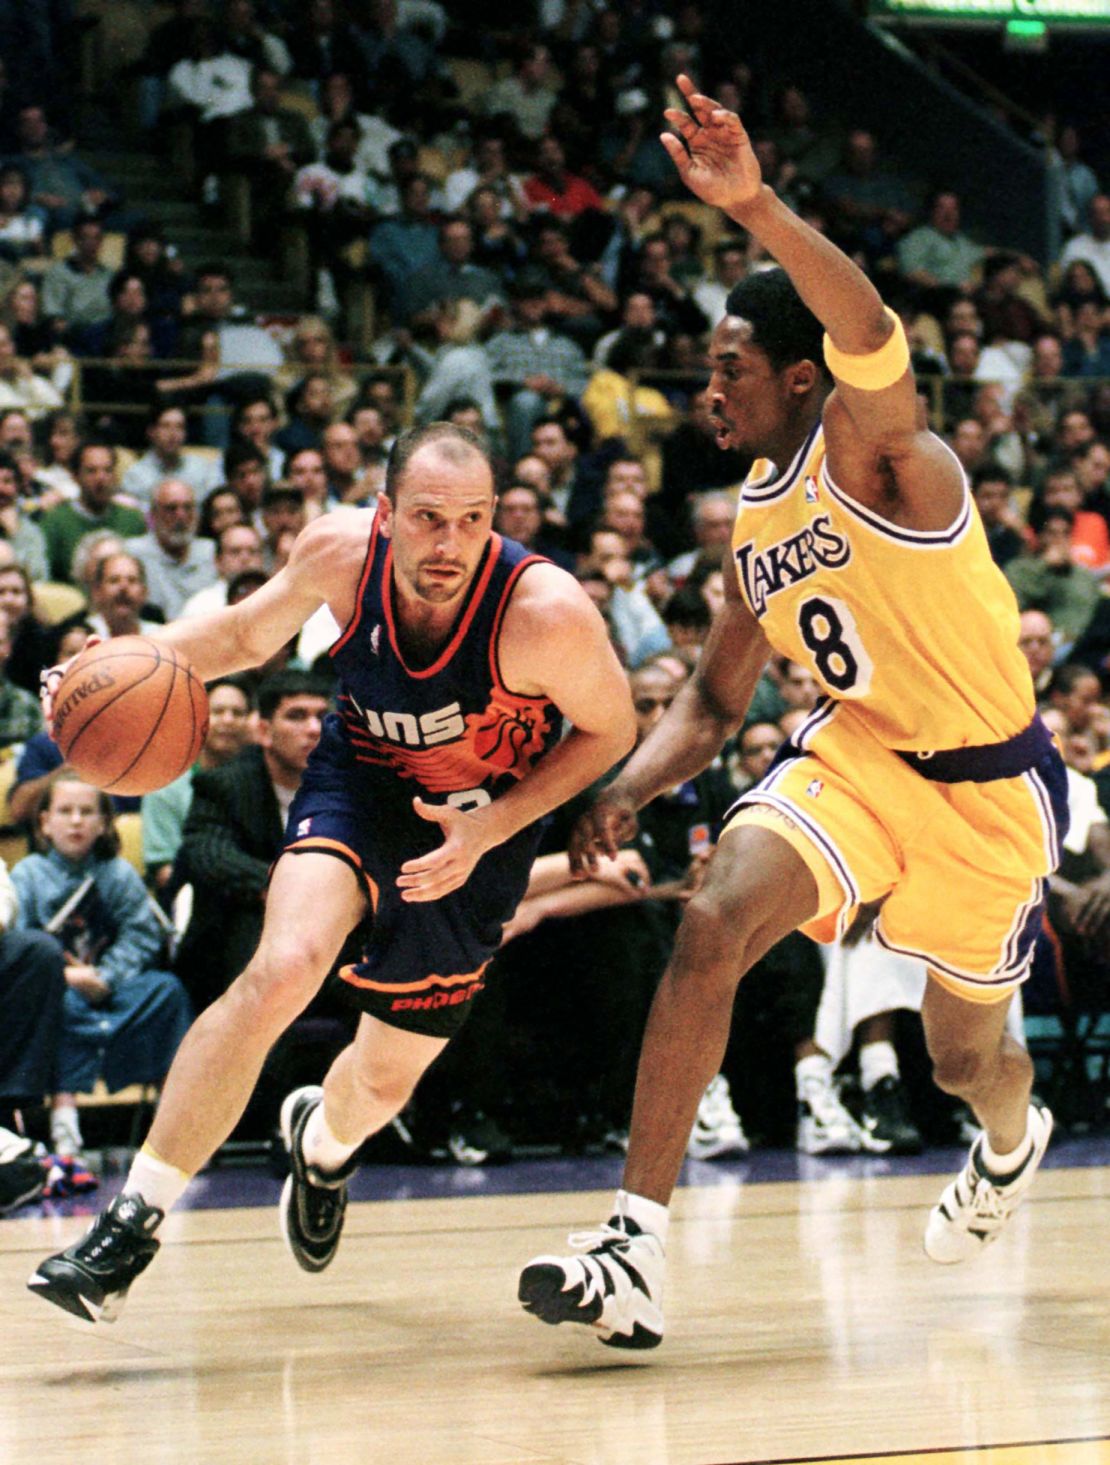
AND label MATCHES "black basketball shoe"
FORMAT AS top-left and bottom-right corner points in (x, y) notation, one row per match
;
(279, 1086), (360, 1273)
(519, 1213), (665, 1349)
(860, 1075), (923, 1155)
(28, 1193), (163, 1322)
